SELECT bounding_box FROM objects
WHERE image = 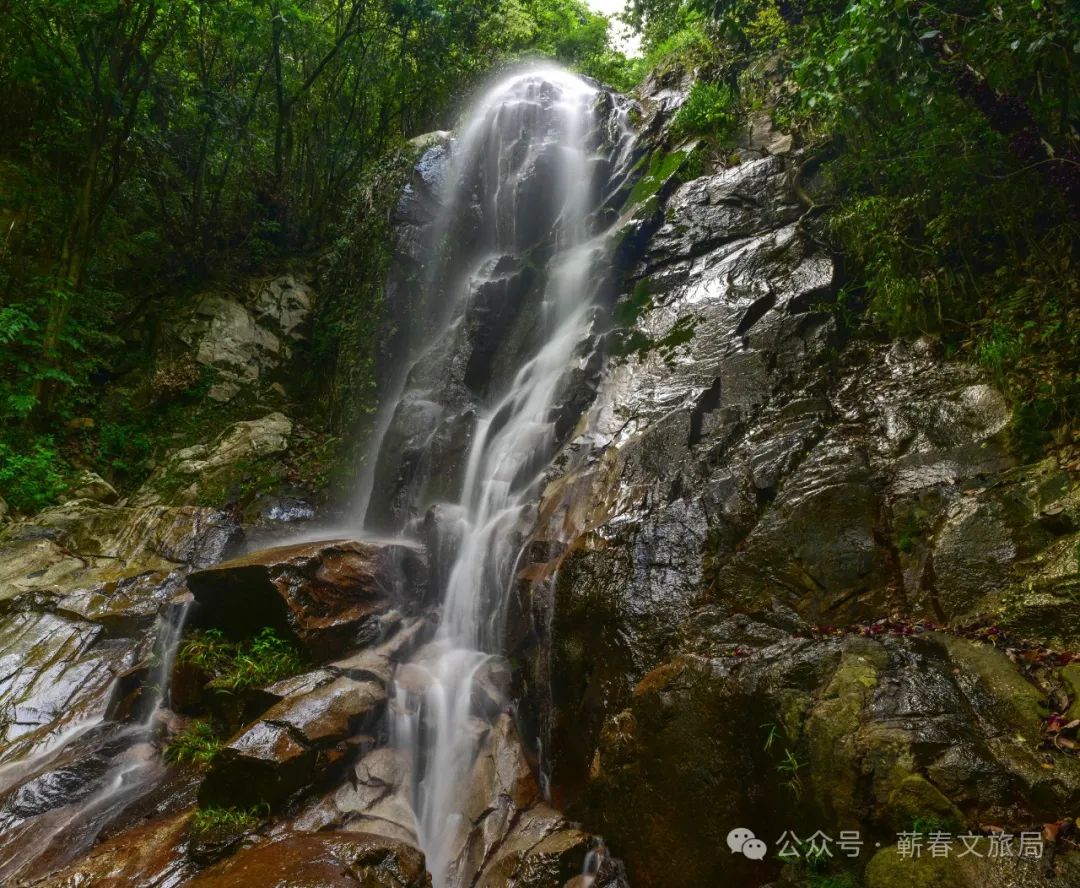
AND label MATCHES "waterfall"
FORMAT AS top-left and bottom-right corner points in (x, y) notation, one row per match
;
(366, 65), (635, 887)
